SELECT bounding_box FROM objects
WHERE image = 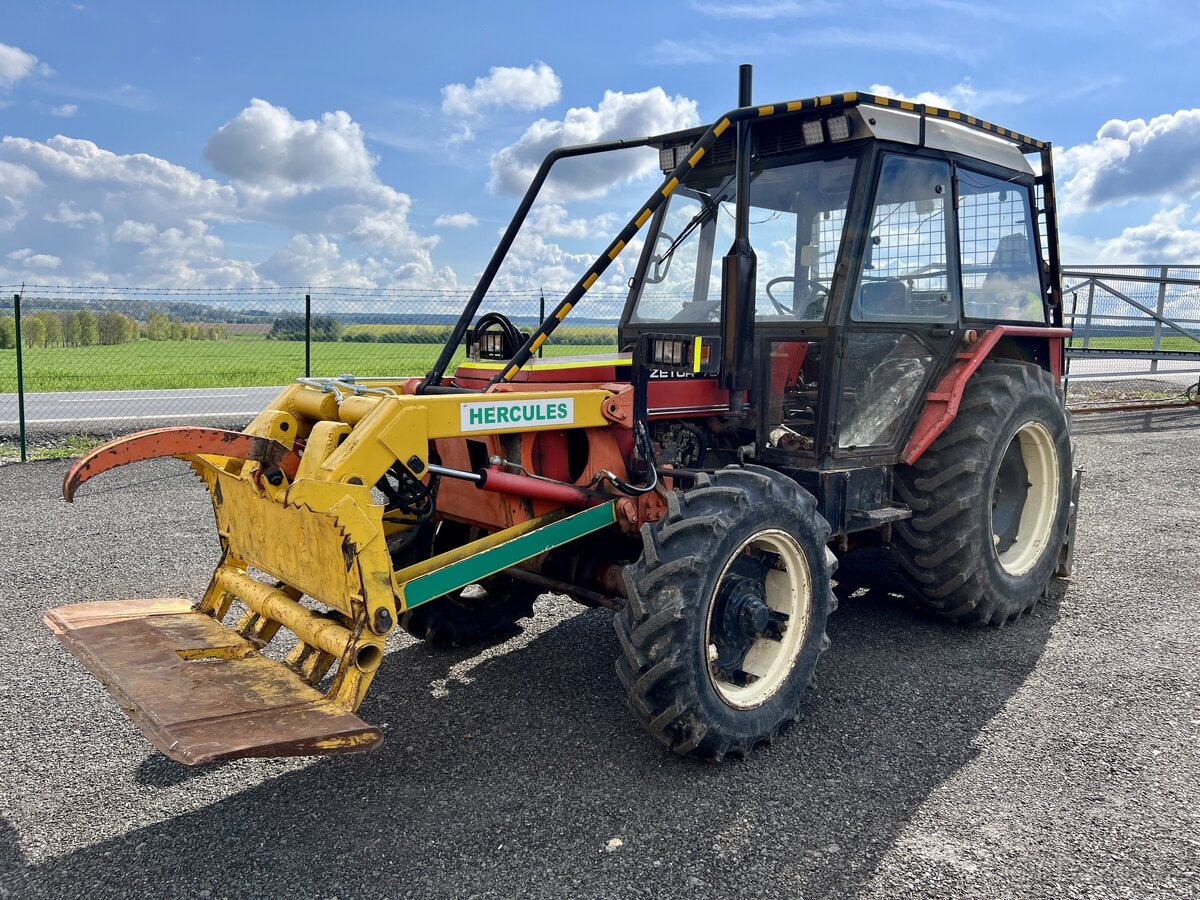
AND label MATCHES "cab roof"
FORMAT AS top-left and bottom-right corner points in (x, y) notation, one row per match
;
(651, 91), (1046, 177)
